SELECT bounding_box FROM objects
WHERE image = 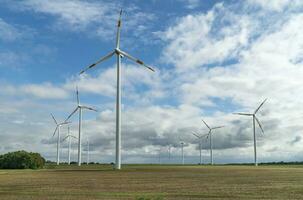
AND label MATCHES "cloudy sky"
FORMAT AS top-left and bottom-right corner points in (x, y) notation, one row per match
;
(1, 0), (303, 164)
